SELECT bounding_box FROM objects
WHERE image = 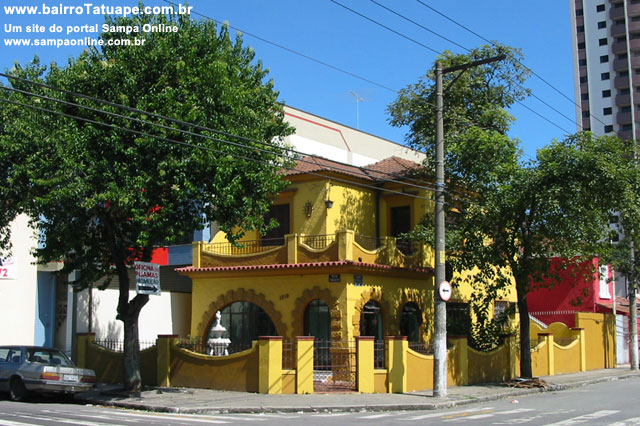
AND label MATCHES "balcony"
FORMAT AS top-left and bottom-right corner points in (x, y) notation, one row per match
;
(610, 4), (625, 20)
(613, 55), (640, 71)
(192, 230), (432, 270)
(614, 91), (640, 106)
(611, 23), (626, 37)
(614, 75), (630, 89)
(616, 111), (633, 124)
